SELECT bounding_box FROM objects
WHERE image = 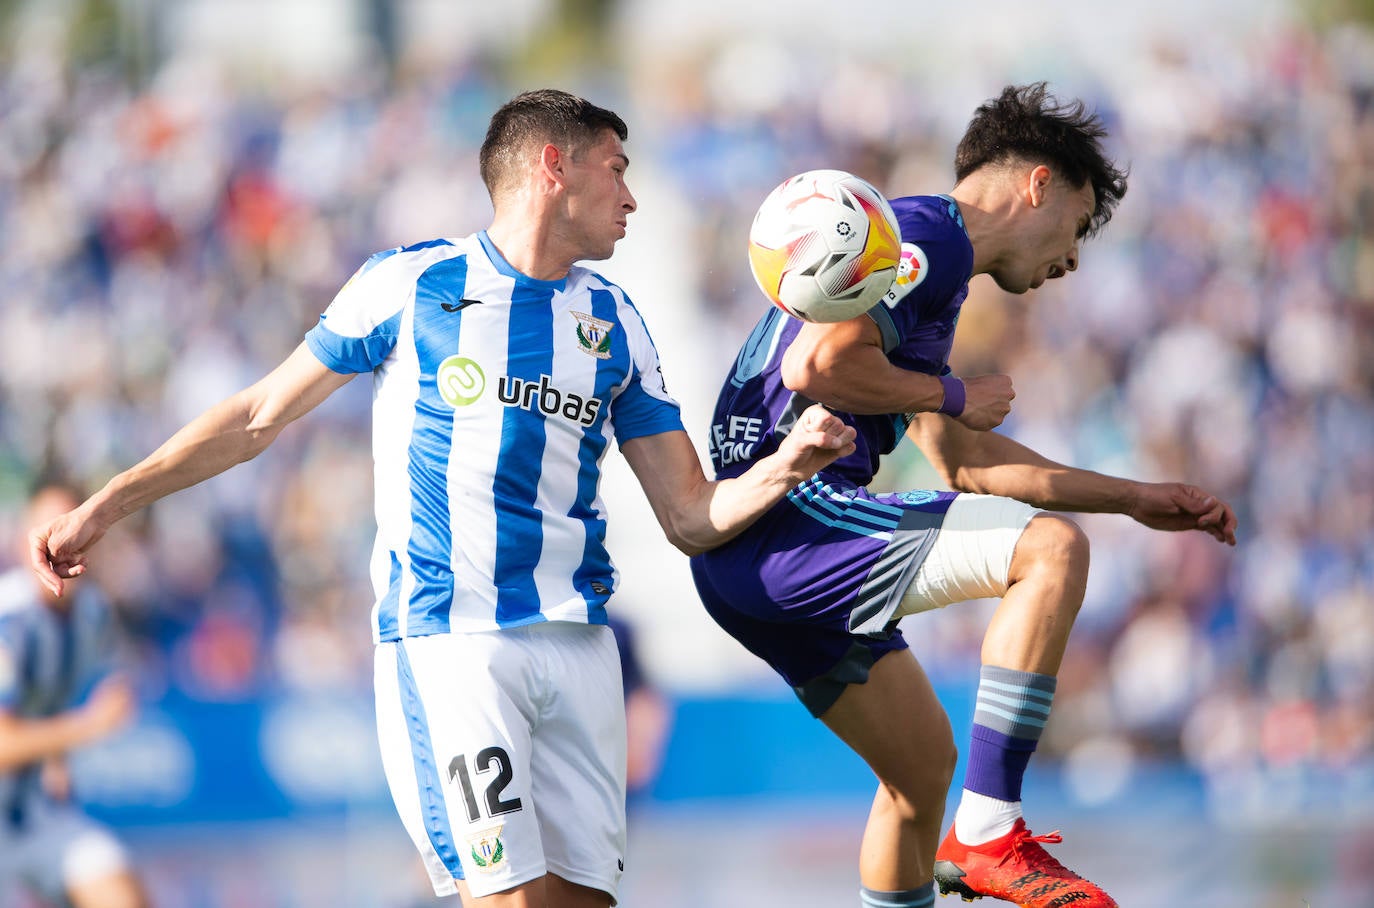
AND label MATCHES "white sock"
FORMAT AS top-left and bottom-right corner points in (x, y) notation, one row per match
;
(953, 790), (1023, 845)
